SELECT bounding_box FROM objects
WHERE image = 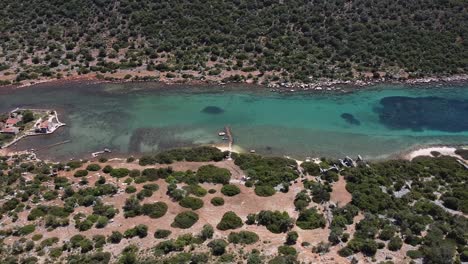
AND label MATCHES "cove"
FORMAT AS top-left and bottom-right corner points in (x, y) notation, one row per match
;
(0, 82), (467, 160)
